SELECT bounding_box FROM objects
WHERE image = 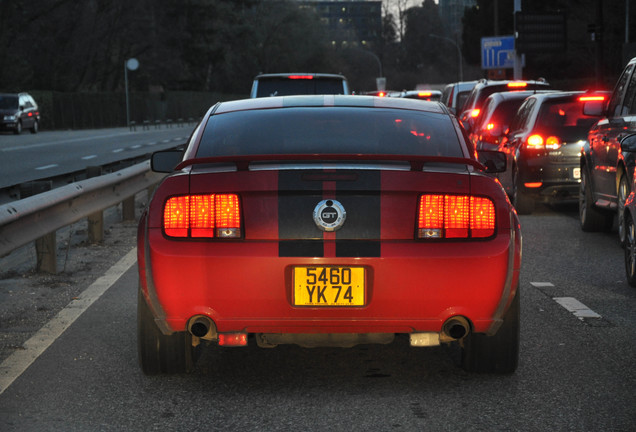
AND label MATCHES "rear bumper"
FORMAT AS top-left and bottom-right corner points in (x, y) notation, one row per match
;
(140, 225), (521, 337)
